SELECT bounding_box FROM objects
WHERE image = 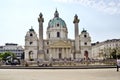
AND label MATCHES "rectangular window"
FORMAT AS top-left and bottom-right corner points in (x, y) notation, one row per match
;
(47, 49), (49, 54)
(57, 32), (60, 37)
